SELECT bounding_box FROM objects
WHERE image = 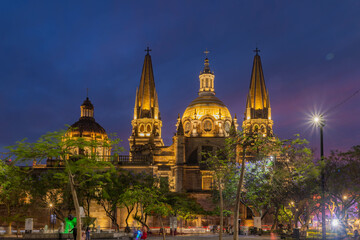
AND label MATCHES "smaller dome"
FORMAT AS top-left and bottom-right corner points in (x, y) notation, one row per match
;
(70, 117), (106, 135)
(68, 97), (107, 138)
